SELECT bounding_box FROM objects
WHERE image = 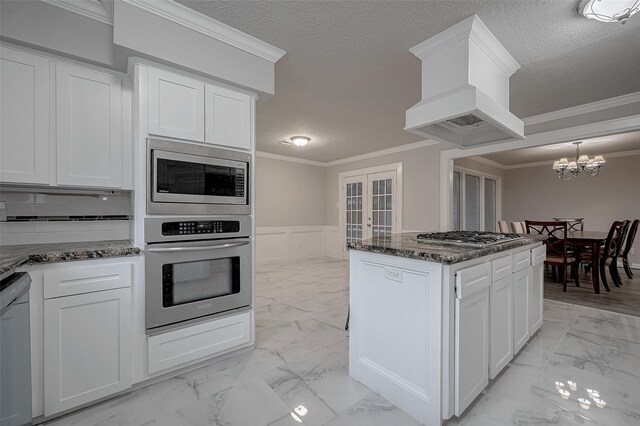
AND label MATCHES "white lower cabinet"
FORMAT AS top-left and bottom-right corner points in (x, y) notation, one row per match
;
(529, 246), (546, 334)
(454, 270), (490, 416)
(44, 287), (132, 416)
(513, 266), (531, 354)
(147, 311), (251, 375)
(489, 275), (513, 379)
